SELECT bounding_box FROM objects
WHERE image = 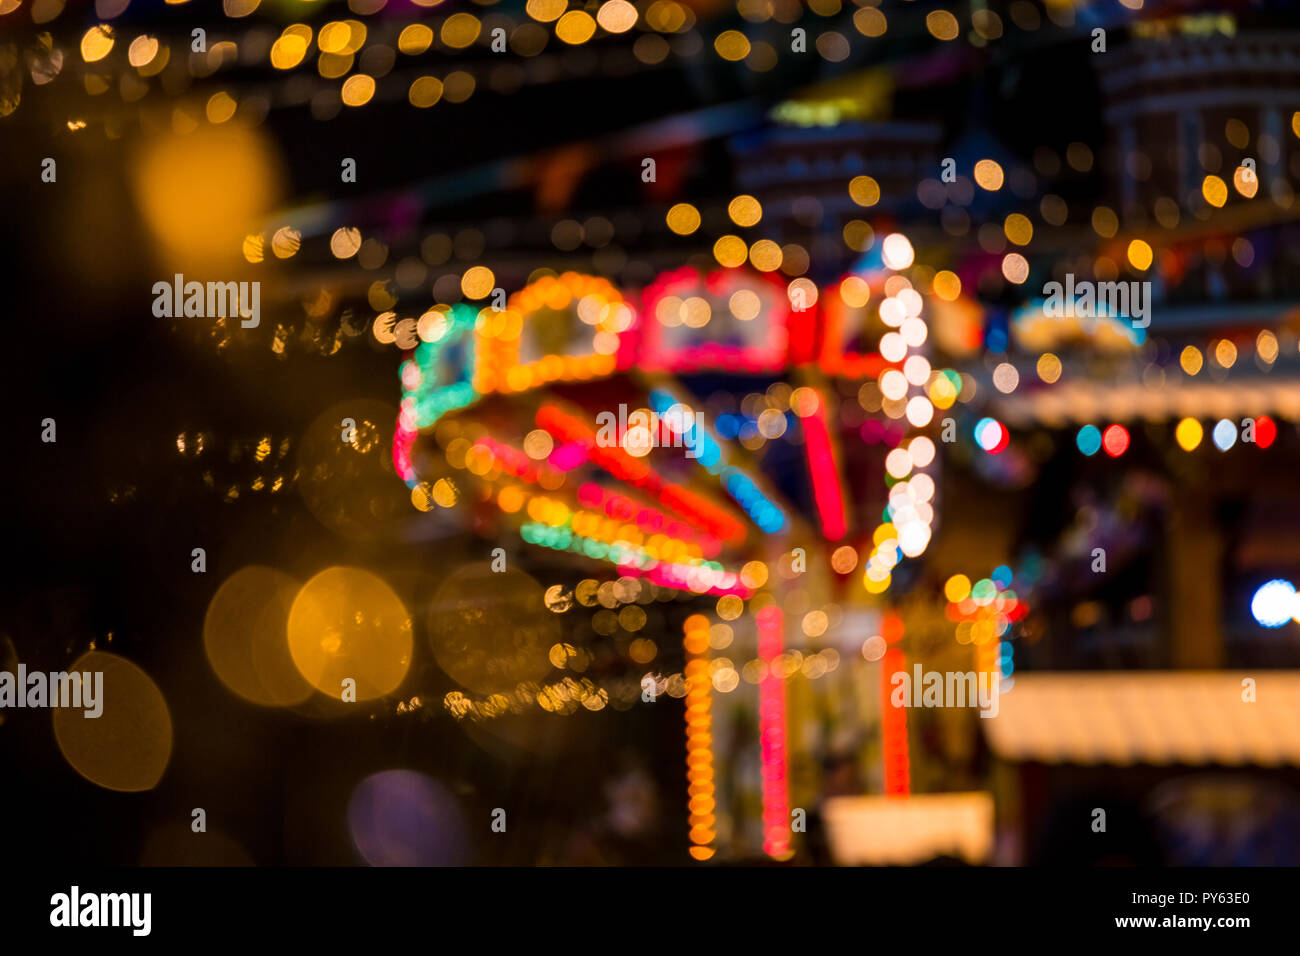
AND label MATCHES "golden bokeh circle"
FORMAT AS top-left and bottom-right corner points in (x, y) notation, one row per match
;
(287, 567), (413, 701)
(205, 566), (314, 707)
(53, 651), (173, 792)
